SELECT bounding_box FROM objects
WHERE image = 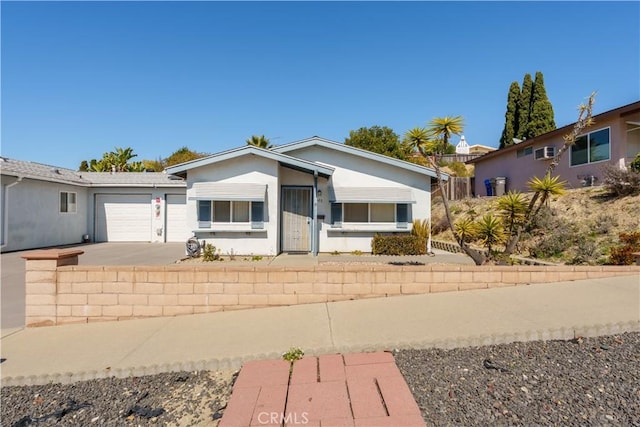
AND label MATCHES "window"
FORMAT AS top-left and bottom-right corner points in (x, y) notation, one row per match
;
(60, 192), (77, 213)
(344, 203), (368, 222)
(332, 202), (407, 225)
(370, 203), (395, 222)
(197, 200), (263, 226)
(516, 147), (533, 158)
(571, 127), (610, 166)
